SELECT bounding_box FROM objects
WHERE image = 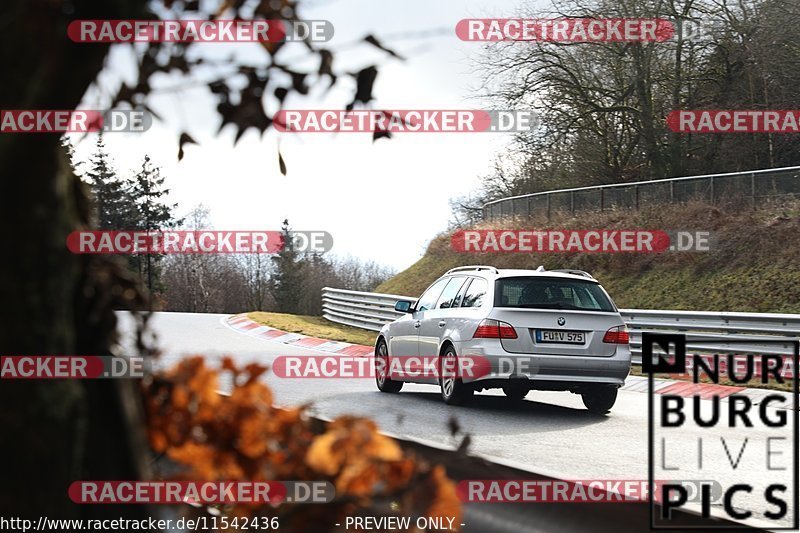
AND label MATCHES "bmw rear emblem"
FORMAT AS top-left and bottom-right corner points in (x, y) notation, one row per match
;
(557, 317), (566, 326)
